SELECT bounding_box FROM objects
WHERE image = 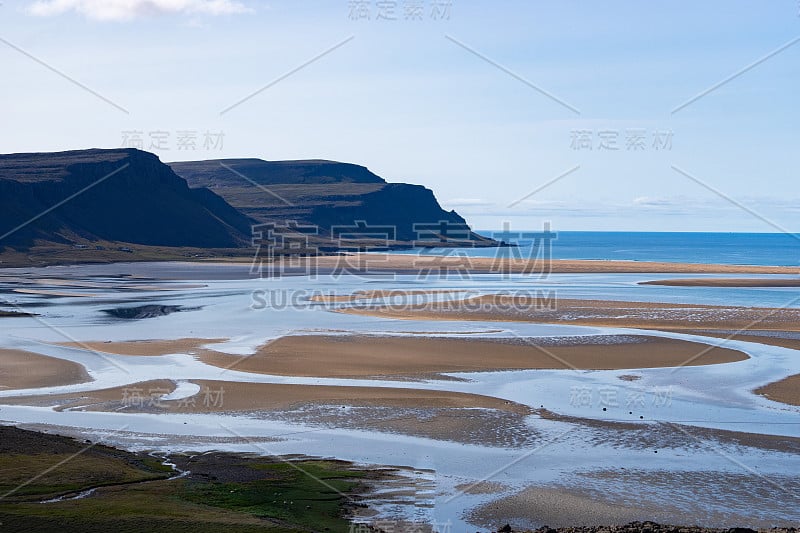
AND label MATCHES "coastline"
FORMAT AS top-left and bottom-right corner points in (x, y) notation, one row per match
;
(2, 252), (800, 274)
(2, 257), (800, 529)
(338, 295), (800, 332)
